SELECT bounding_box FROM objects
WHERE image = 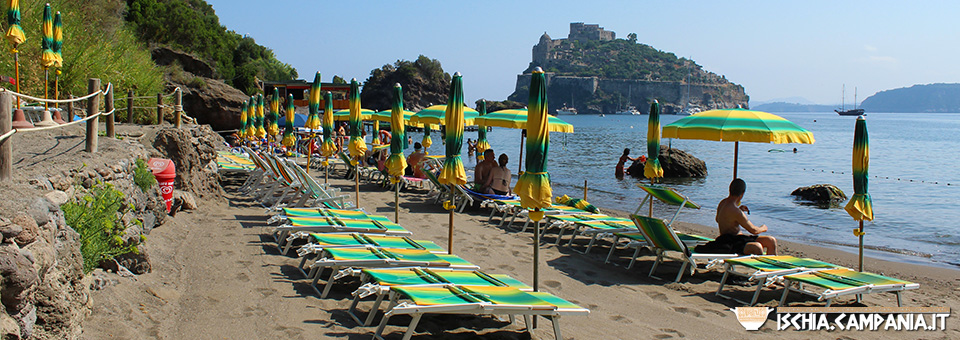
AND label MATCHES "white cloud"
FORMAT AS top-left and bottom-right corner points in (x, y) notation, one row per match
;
(864, 45), (878, 52)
